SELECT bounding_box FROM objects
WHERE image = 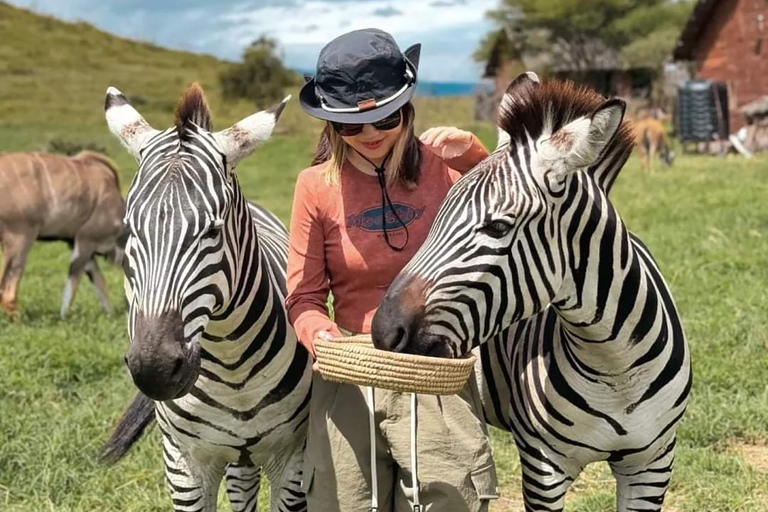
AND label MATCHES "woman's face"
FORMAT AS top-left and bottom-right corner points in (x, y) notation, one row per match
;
(341, 118), (403, 161)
